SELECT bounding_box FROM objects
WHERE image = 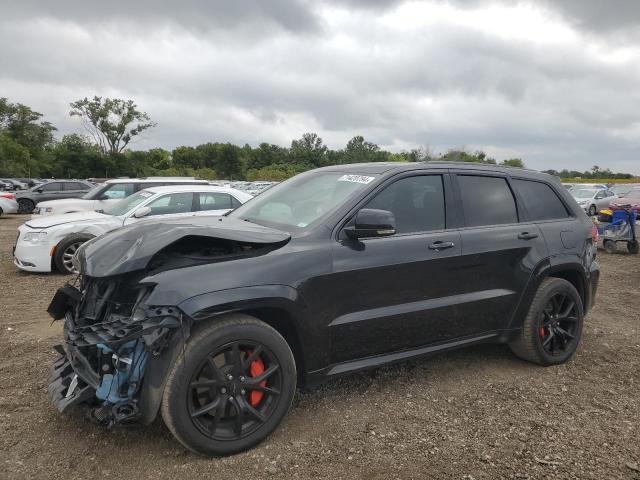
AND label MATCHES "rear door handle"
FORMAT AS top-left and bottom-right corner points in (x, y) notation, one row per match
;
(518, 232), (539, 240)
(428, 241), (455, 250)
